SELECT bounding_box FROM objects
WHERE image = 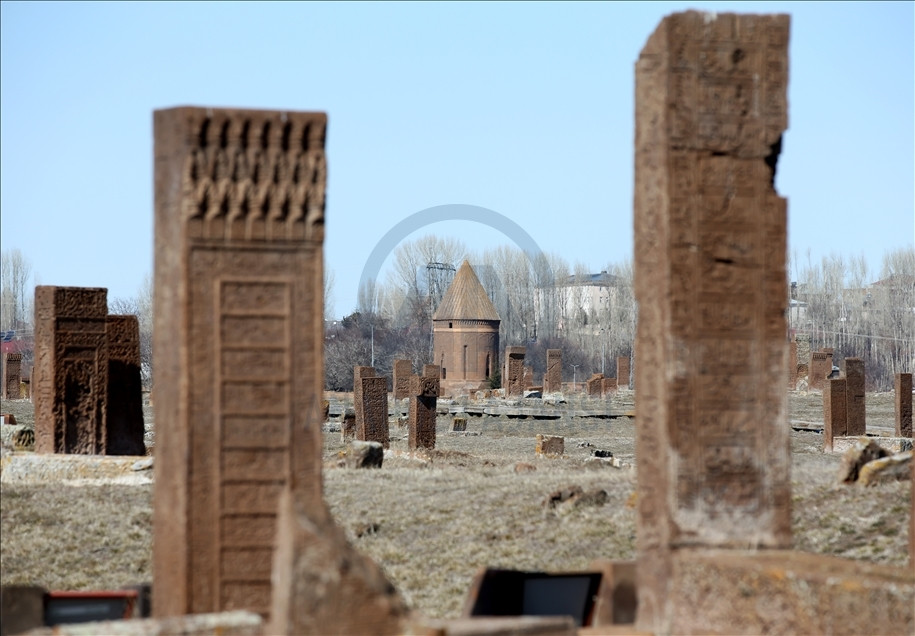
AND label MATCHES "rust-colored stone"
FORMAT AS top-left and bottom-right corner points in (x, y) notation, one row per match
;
(895, 373), (913, 438)
(535, 434), (564, 456)
(361, 376), (389, 448)
(106, 315), (146, 456)
(587, 373), (604, 397)
(843, 357), (866, 436)
(503, 347), (525, 397)
(409, 373), (439, 450)
(601, 377), (618, 397)
(810, 351), (830, 390)
(823, 377), (847, 452)
(4, 353), (22, 399)
(788, 339), (797, 389)
(616, 356), (630, 390)
(153, 107), (405, 631)
(633, 12), (791, 633)
(353, 365), (376, 440)
(33, 286), (109, 455)
(544, 349), (562, 393)
(393, 359), (412, 400)
(422, 364), (441, 380)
